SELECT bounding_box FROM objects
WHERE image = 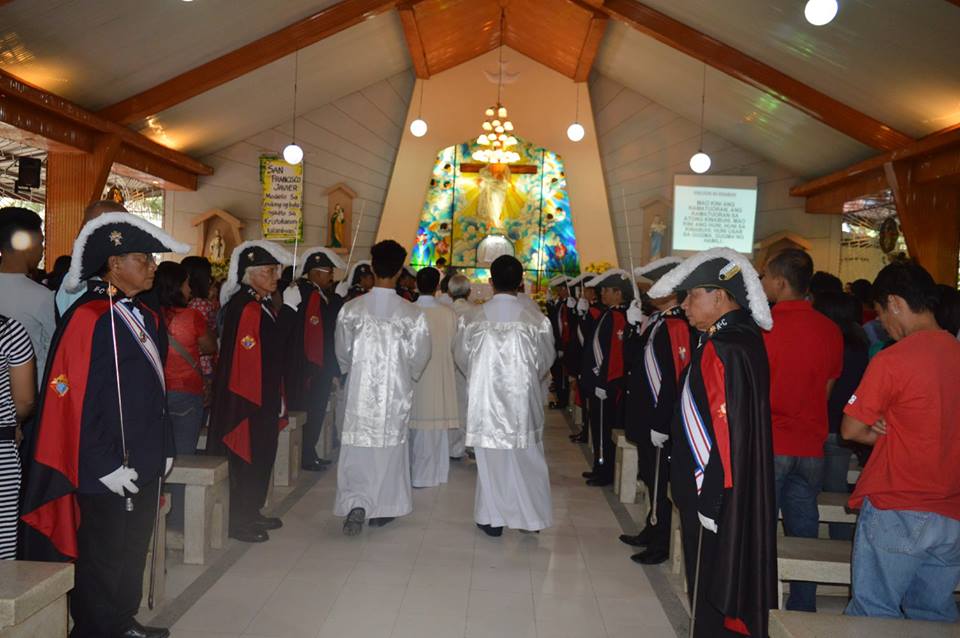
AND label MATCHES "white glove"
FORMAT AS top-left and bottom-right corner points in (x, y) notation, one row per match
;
(282, 285), (302, 310)
(566, 296), (576, 309)
(99, 466), (139, 497)
(165, 457), (174, 477)
(558, 350), (564, 358)
(577, 297), (589, 313)
(698, 512), (718, 533)
(594, 387), (607, 400)
(650, 430), (669, 448)
(626, 299), (645, 326)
